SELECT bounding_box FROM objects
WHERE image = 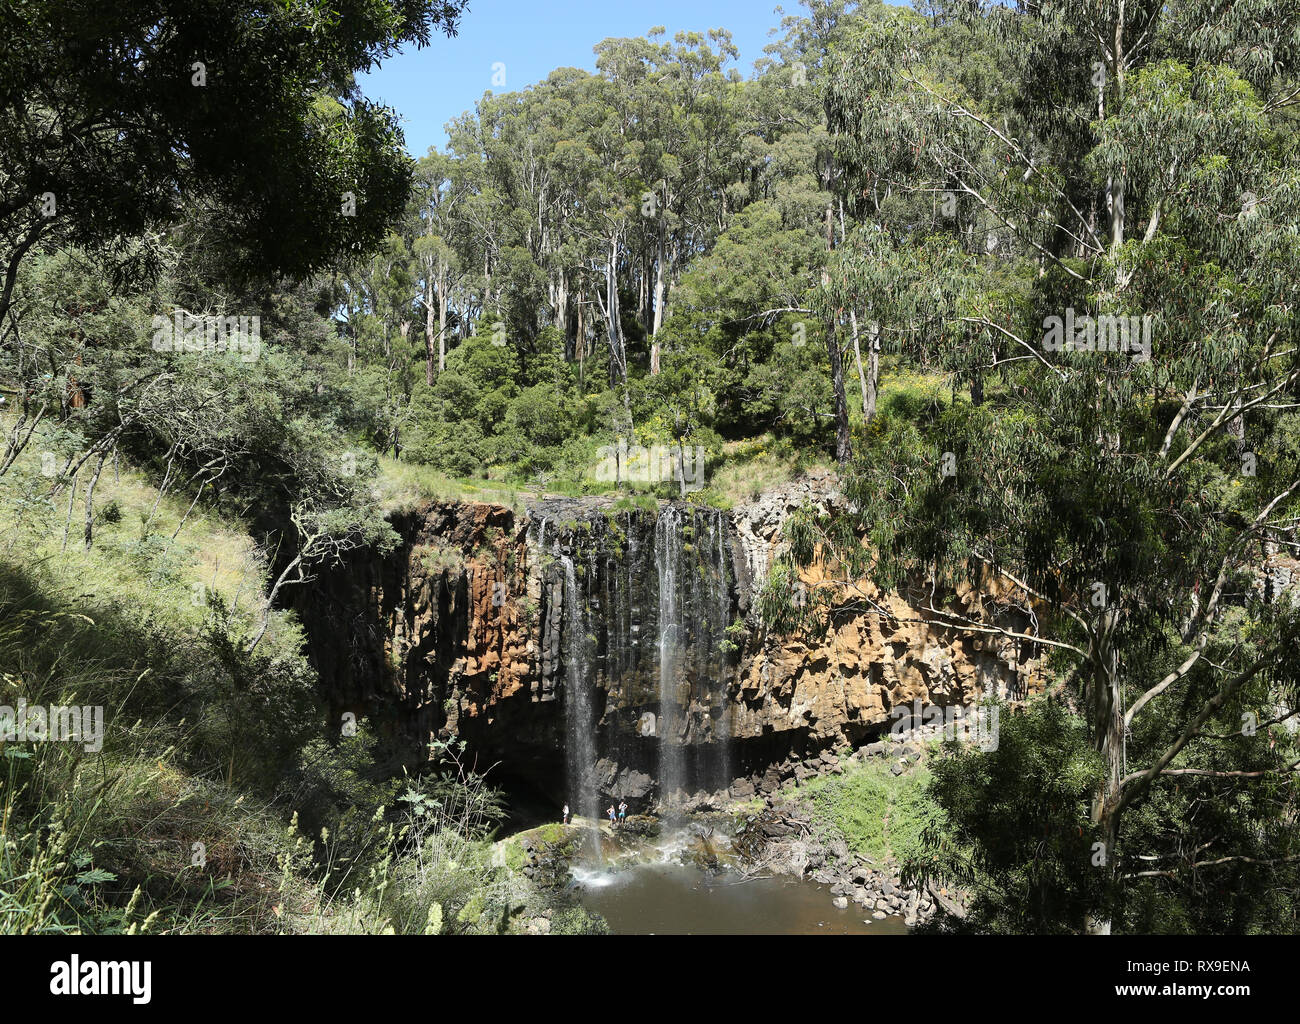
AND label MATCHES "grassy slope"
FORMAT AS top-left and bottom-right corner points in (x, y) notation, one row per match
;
(0, 413), (322, 933)
(0, 415), (581, 935)
(798, 755), (941, 865)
